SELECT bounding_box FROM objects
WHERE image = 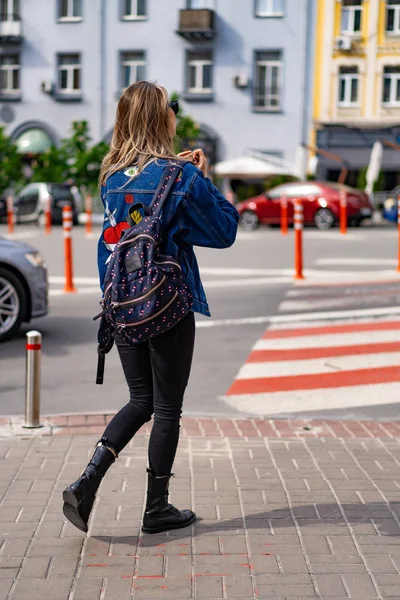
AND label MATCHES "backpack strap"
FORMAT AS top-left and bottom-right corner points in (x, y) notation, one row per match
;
(150, 164), (183, 217)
